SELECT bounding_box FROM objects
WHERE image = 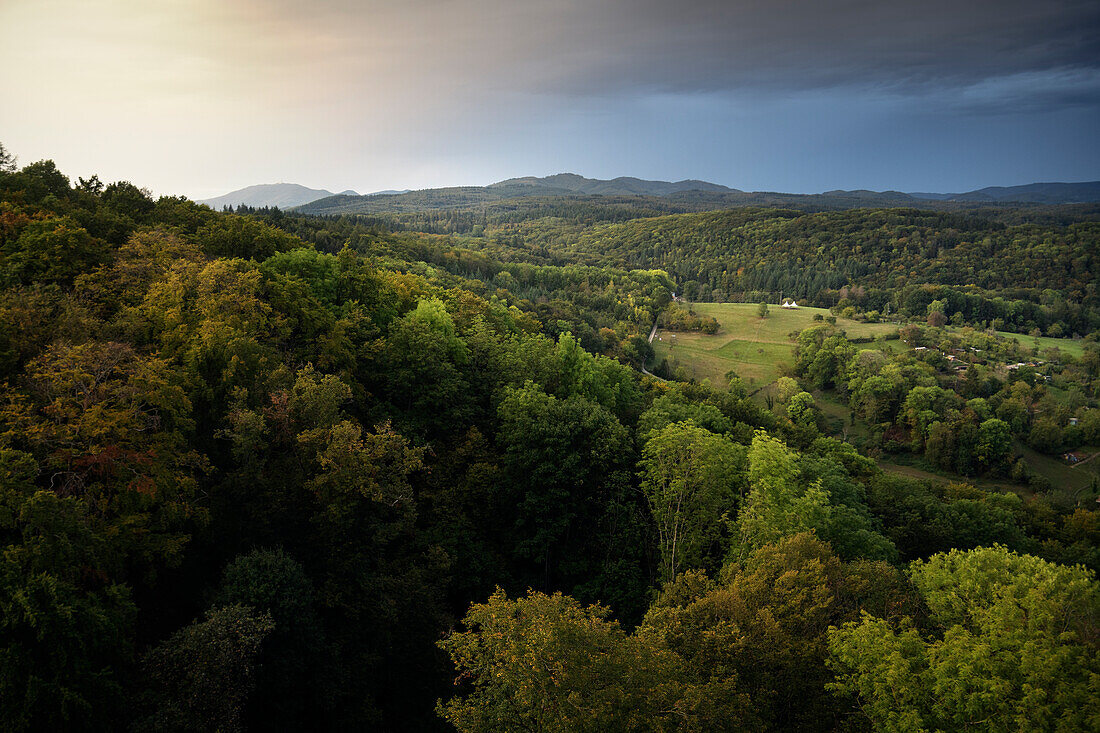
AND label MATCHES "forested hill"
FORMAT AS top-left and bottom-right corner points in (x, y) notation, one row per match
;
(295, 177), (1100, 216)
(487, 173), (735, 195)
(276, 205), (1097, 338)
(447, 206), (1097, 337)
(568, 208), (1097, 294)
(295, 186), (928, 216)
(2, 149), (1100, 733)
(911, 180), (1100, 204)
